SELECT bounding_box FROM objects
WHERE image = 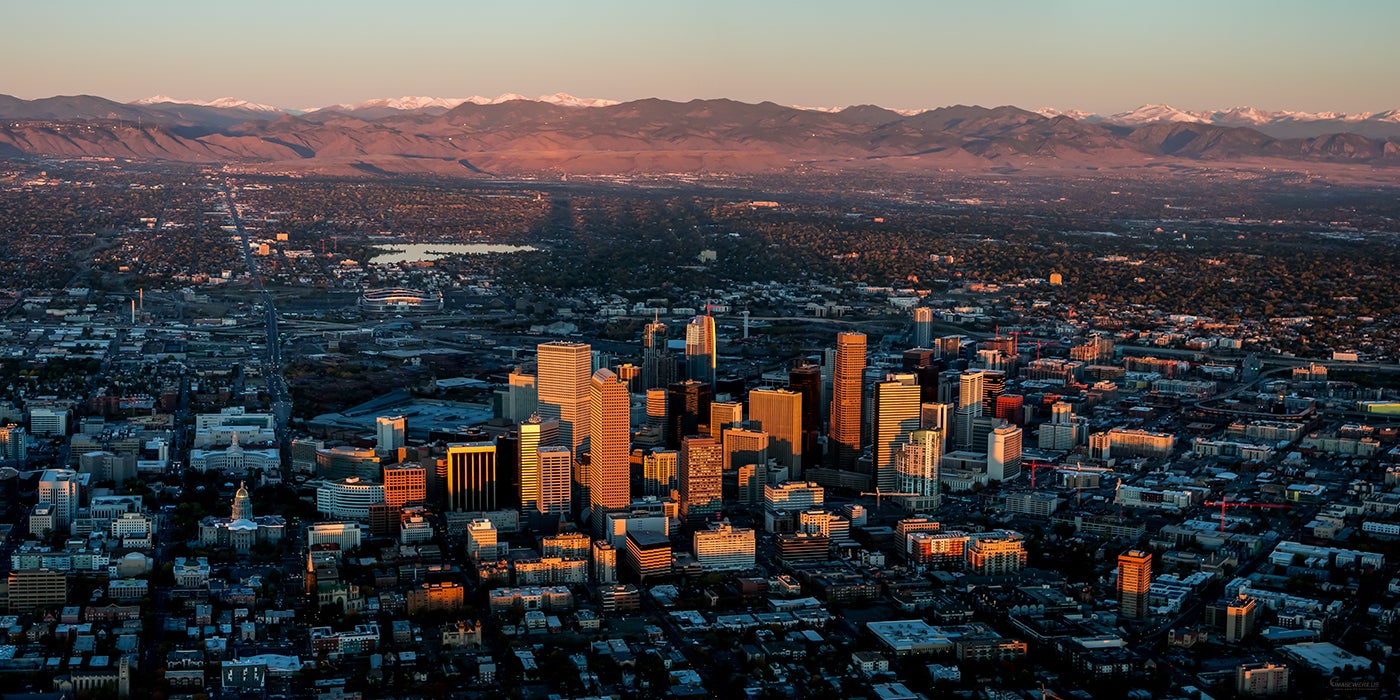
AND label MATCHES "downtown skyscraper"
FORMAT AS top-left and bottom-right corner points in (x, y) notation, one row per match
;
(685, 312), (716, 387)
(587, 368), (630, 535)
(640, 314), (677, 391)
(829, 332), (866, 470)
(537, 341), (591, 503)
(872, 374), (922, 493)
